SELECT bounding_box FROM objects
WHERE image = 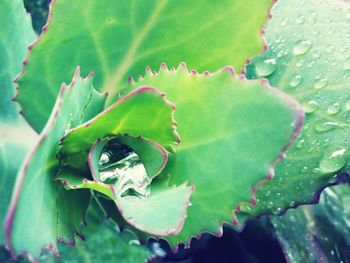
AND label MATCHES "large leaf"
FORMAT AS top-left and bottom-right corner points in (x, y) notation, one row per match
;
(0, 0), (37, 245)
(126, 65), (303, 247)
(5, 69), (106, 259)
(57, 136), (193, 237)
(271, 183), (350, 263)
(244, 0), (350, 216)
(16, 0), (273, 132)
